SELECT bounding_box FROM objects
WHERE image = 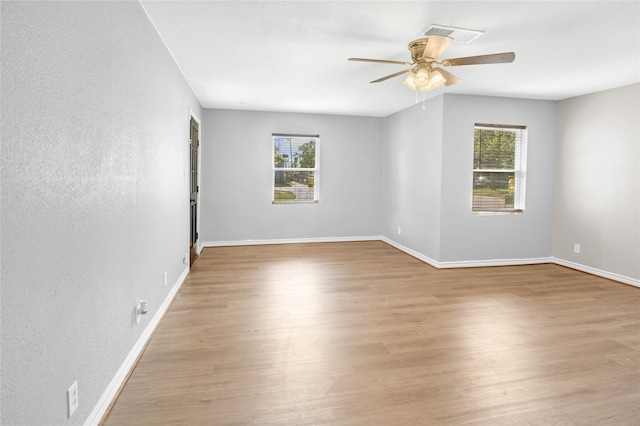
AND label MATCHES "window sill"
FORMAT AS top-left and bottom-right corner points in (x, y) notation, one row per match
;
(473, 209), (523, 215)
(272, 200), (319, 205)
